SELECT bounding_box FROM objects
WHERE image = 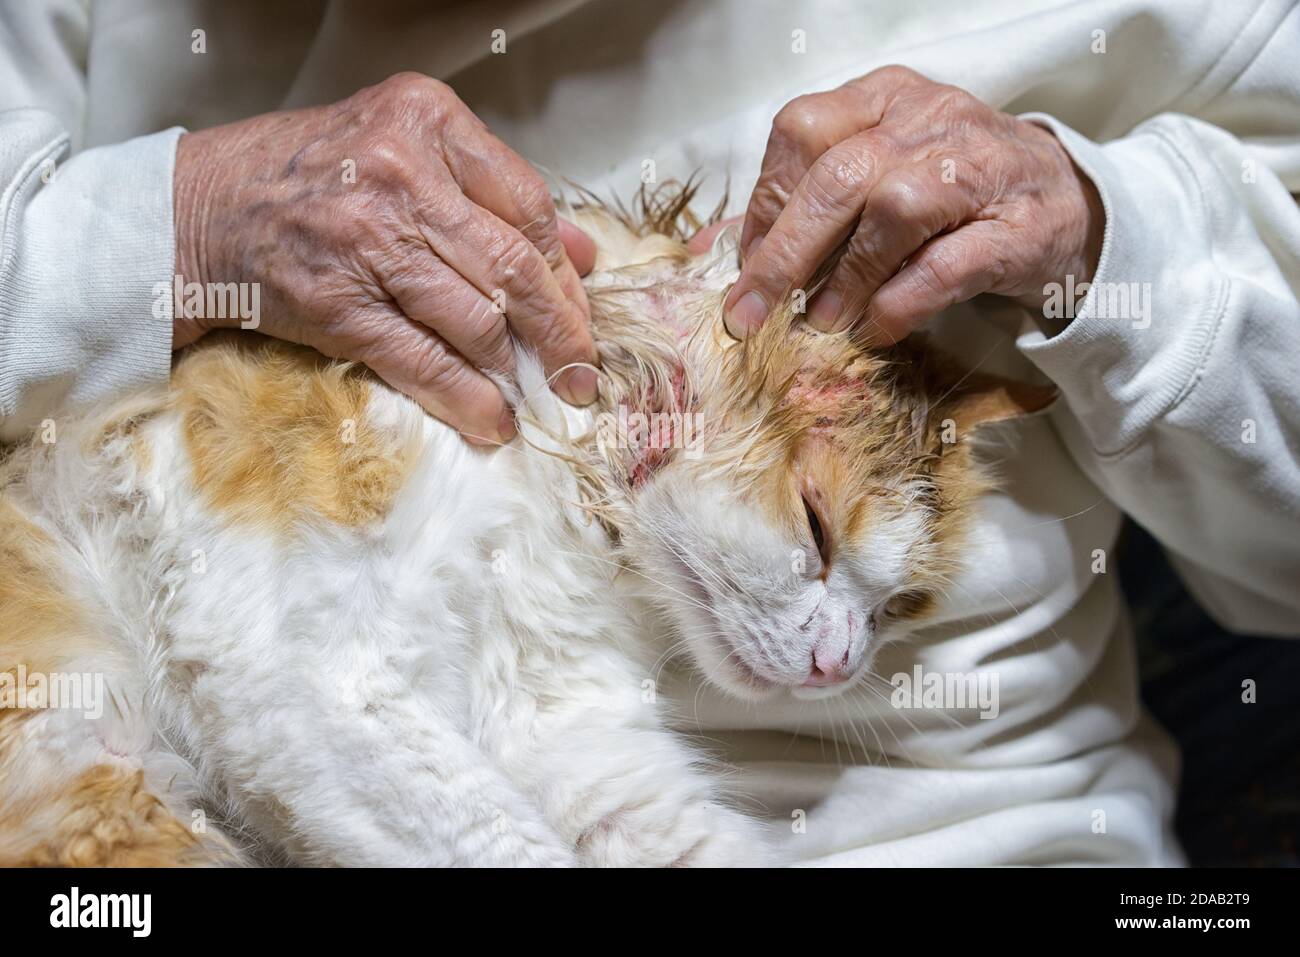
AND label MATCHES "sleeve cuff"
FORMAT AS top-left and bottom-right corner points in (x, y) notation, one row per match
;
(0, 118), (183, 439)
(1012, 113), (1228, 459)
